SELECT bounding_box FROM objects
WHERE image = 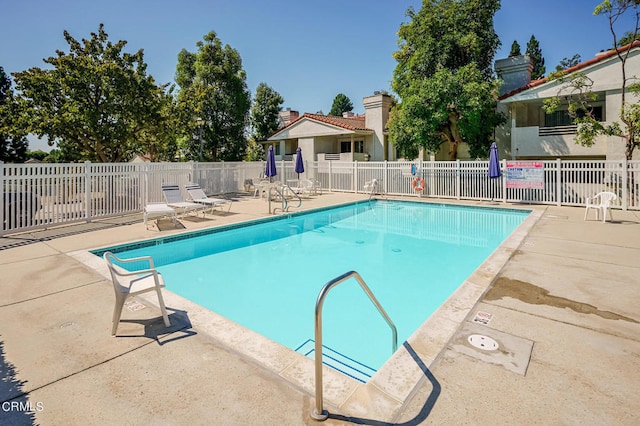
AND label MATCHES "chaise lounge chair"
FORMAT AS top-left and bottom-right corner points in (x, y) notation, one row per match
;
(161, 183), (204, 218)
(185, 183), (232, 214)
(103, 251), (171, 336)
(143, 203), (177, 230)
